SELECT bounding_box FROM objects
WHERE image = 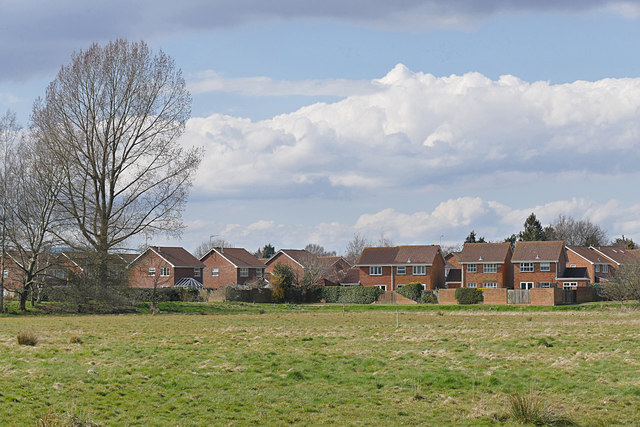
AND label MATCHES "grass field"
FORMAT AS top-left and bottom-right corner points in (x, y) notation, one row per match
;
(1, 304), (639, 425)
